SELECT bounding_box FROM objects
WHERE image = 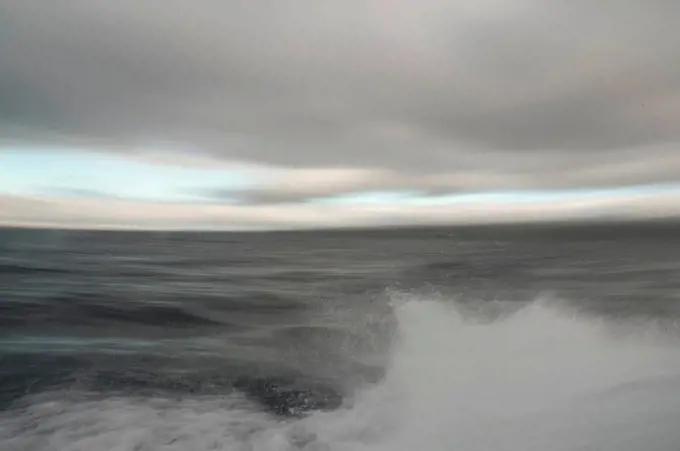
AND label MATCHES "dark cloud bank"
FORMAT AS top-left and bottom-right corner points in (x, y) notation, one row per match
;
(2, 0), (680, 191)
